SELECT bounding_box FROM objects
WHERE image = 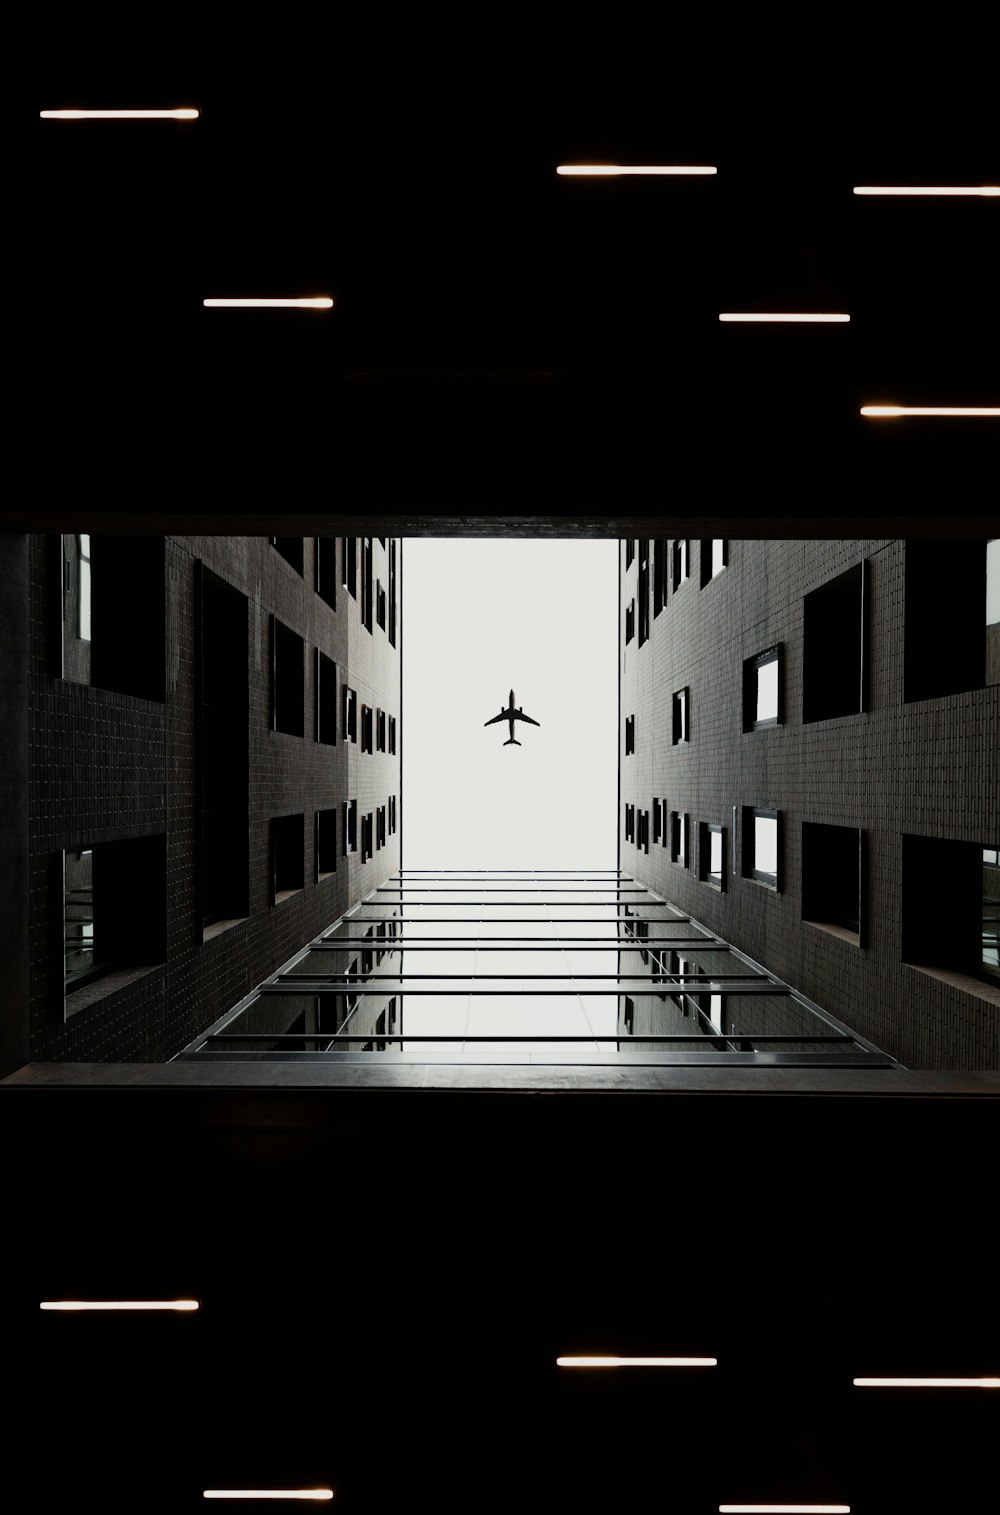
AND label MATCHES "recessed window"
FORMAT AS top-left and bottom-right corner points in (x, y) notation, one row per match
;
(388, 795), (397, 835)
(743, 646), (782, 731)
(55, 534), (165, 698)
(78, 533), (92, 640)
(344, 799), (358, 854)
(376, 708), (386, 752)
(361, 812), (374, 864)
(698, 822), (726, 890)
(743, 807), (780, 888)
(315, 809), (337, 879)
(361, 538), (374, 633)
(653, 539), (668, 617)
(270, 537), (304, 575)
(672, 539), (689, 591)
(361, 704), (373, 754)
(625, 539), (635, 569)
(625, 715), (635, 755)
(669, 811), (689, 867)
(902, 834), (1000, 988)
(389, 541), (398, 648)
(270, 814), (304, 903)
(625, 599), (635, 643)
(315, 537), (337, 610)
(60, 836), (166, 1013)
(700, 539), (727, 586)
(316, 650), (337, 745)
(376, 580), (386, 631)
(638, 809), (649, 853)
(198, 565), (249, 930)
(270, 616), (305, 737)
(625, 804), (635, 844)
(342, 537), (357, 598)
(388, 716), (396, 754)
(638, 539), (650, 645)
(344, 685), (357, 743)
(672, 687), (689, 744)
(377, 805), (386, 850)
(802, 821), (864, 944)
(905, 538), (1000, 699)
(803, 562), (868, 722)
(652, 798), (663, 844)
